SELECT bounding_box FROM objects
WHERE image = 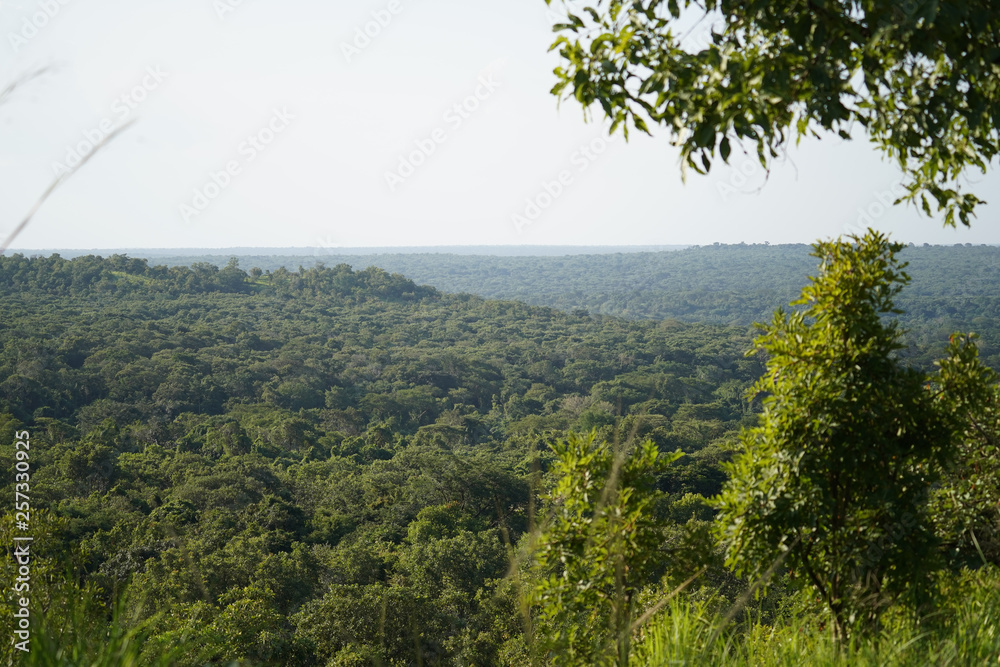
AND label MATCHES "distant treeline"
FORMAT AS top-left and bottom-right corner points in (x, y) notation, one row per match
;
(97, 243), (1000, 369)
